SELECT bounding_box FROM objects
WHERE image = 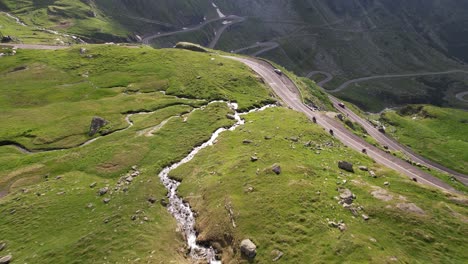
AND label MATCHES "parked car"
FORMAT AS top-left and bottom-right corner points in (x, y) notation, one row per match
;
(274, 68), (282, 75)
(338, 102), (345, 108)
